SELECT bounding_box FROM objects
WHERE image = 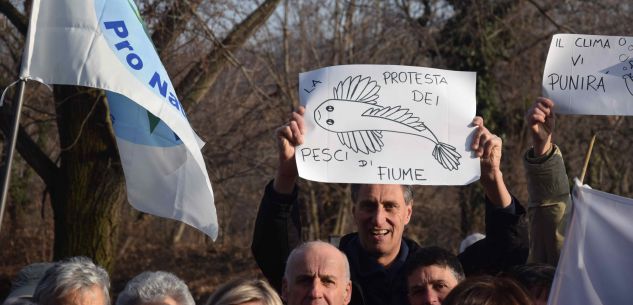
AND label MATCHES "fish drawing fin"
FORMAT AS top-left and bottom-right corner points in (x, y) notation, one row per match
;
(336, 130), (384, 155)
(333, 75), (380, 104)
(432, 142), (461, 171)
(624, 74), (633, 96)
(361, 106), (429, 132)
